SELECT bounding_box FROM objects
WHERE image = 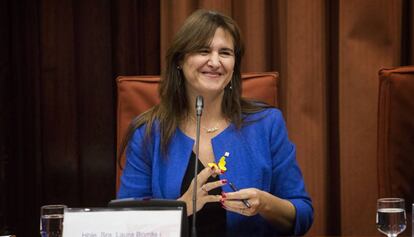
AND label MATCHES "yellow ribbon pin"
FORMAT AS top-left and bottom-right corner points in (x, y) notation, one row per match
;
(208, 152), (230, 172)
